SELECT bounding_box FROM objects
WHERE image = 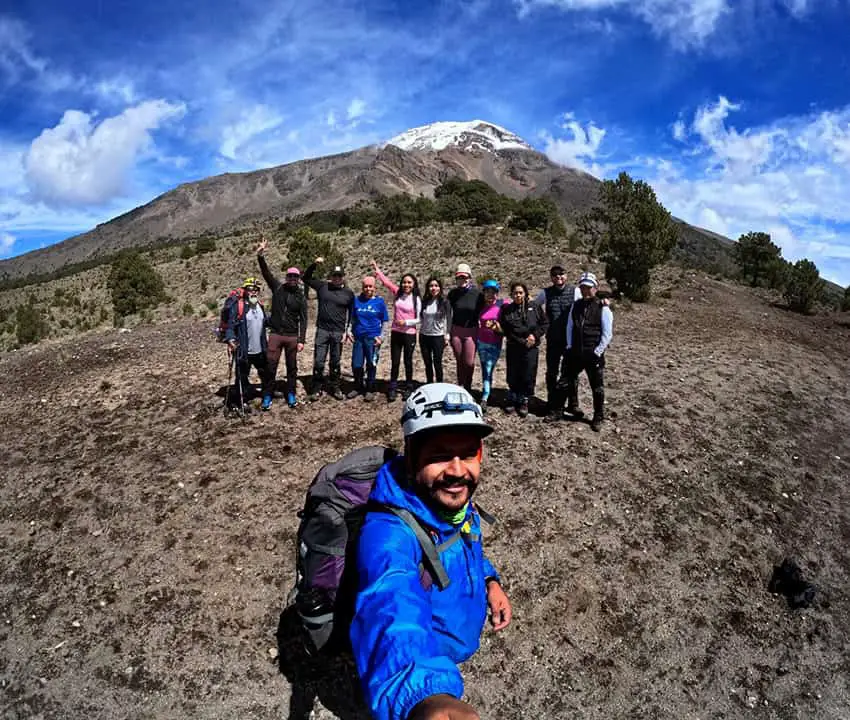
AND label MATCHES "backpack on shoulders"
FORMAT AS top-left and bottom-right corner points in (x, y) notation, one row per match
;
(288, 445), (477, 656)
(215, 288), (246, 342)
